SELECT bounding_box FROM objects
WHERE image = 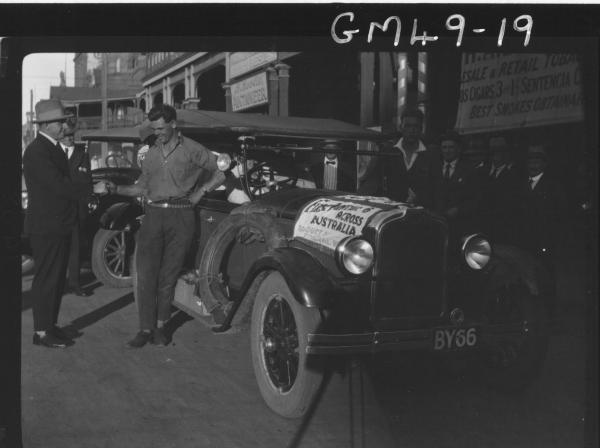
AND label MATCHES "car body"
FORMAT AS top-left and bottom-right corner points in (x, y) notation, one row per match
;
(114, 110), (550, 418)
(79, 127), (146, 287)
